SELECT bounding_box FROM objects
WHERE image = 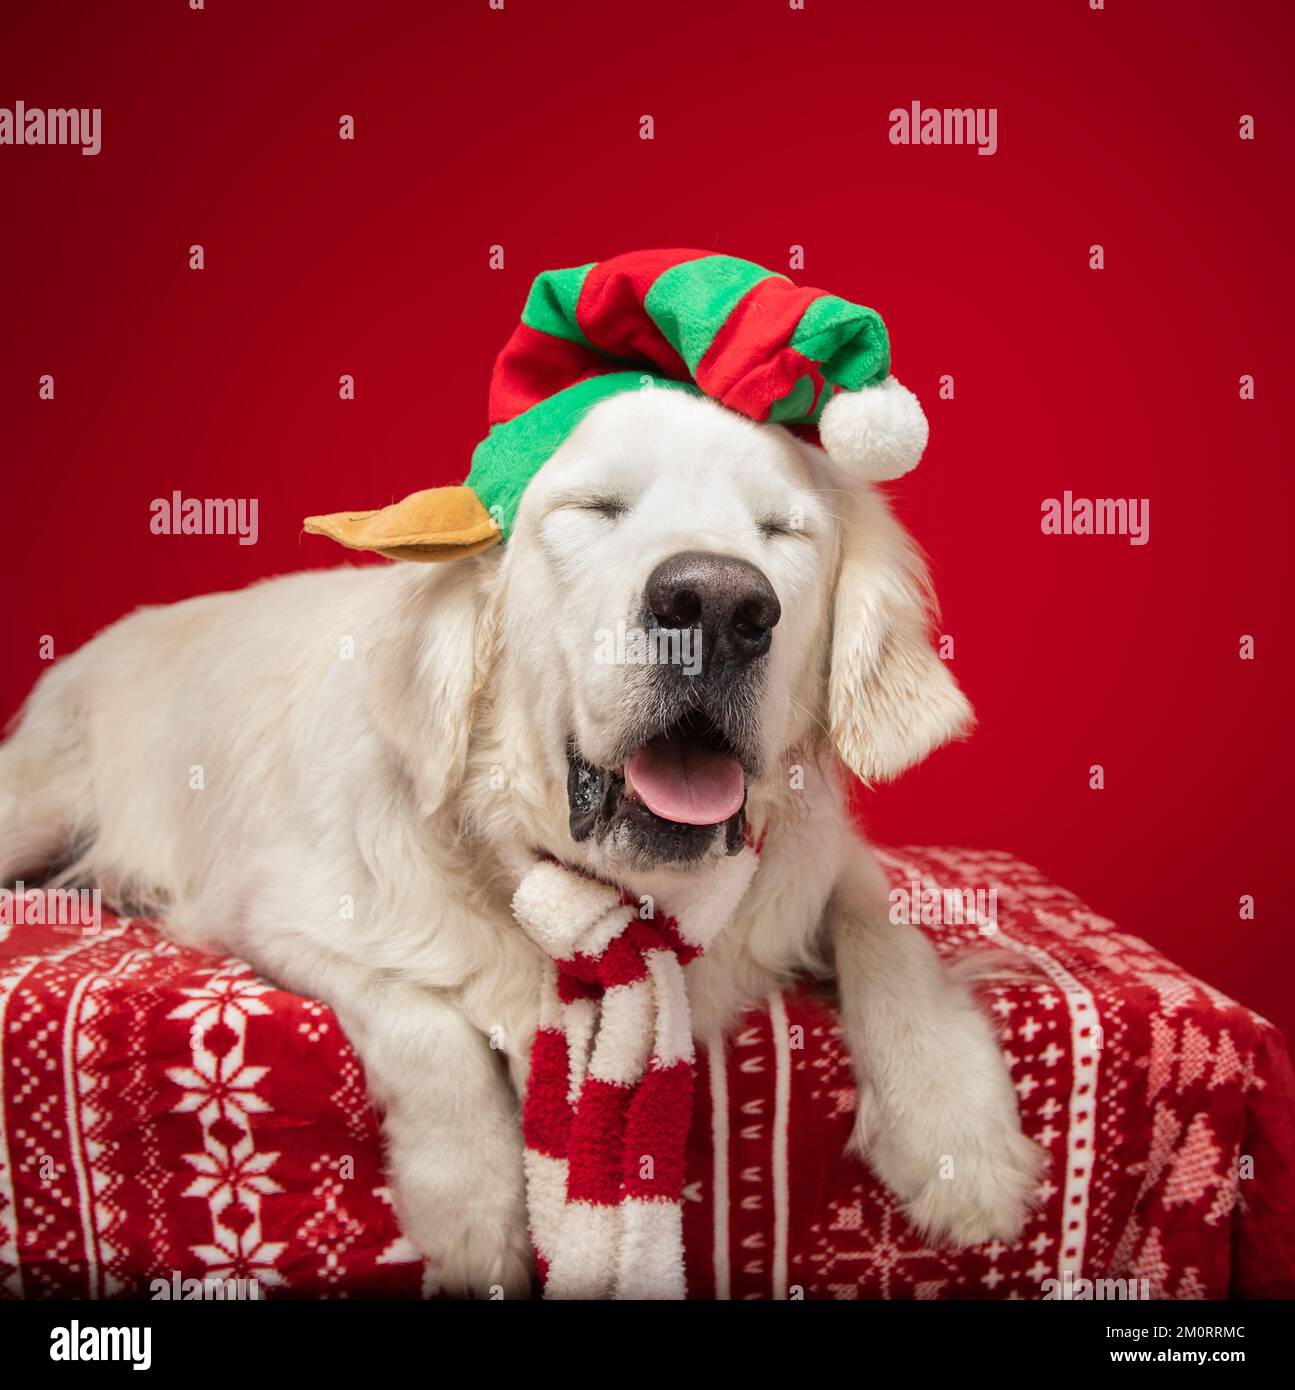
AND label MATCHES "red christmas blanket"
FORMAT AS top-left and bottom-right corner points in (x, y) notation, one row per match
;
(2, 846), (1292, 1300)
